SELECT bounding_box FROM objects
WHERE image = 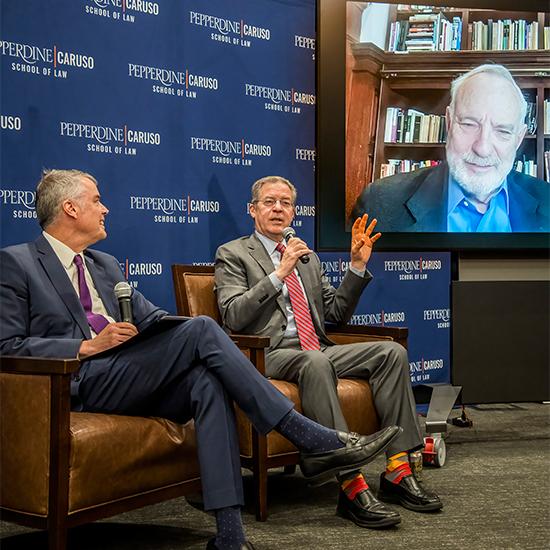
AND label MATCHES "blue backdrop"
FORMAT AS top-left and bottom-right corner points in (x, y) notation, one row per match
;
(1, 0), (450, 385)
